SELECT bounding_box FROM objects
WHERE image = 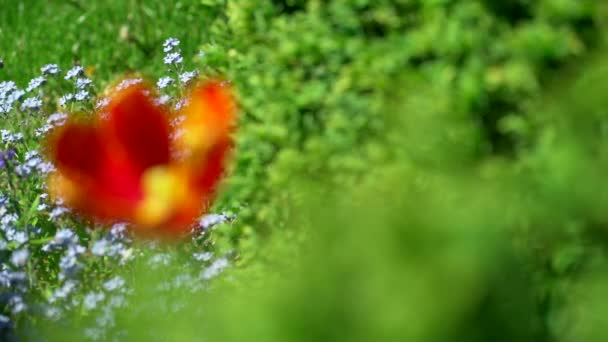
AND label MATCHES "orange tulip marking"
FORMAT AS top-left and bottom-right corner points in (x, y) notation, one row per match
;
(44, 78), (236, 237)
